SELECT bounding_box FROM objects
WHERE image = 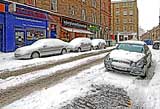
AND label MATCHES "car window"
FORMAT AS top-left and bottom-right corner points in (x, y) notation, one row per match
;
(117, 43), (144, 53)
